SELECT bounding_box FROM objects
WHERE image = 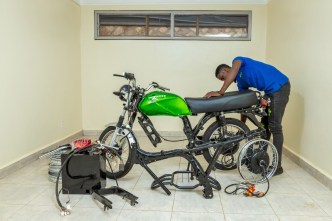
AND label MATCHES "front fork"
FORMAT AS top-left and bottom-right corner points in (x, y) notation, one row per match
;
(109, 109), (127, 150)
